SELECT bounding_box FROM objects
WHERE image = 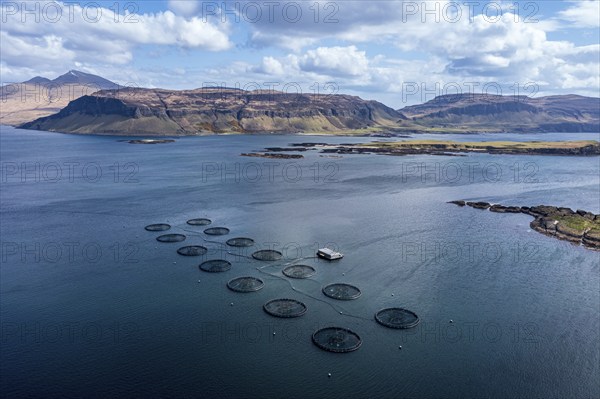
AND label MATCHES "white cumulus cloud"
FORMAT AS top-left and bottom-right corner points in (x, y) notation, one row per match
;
(0, 1), (232, 82)
(298, 46), (370, 77)
(558, 0), (600, 28)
